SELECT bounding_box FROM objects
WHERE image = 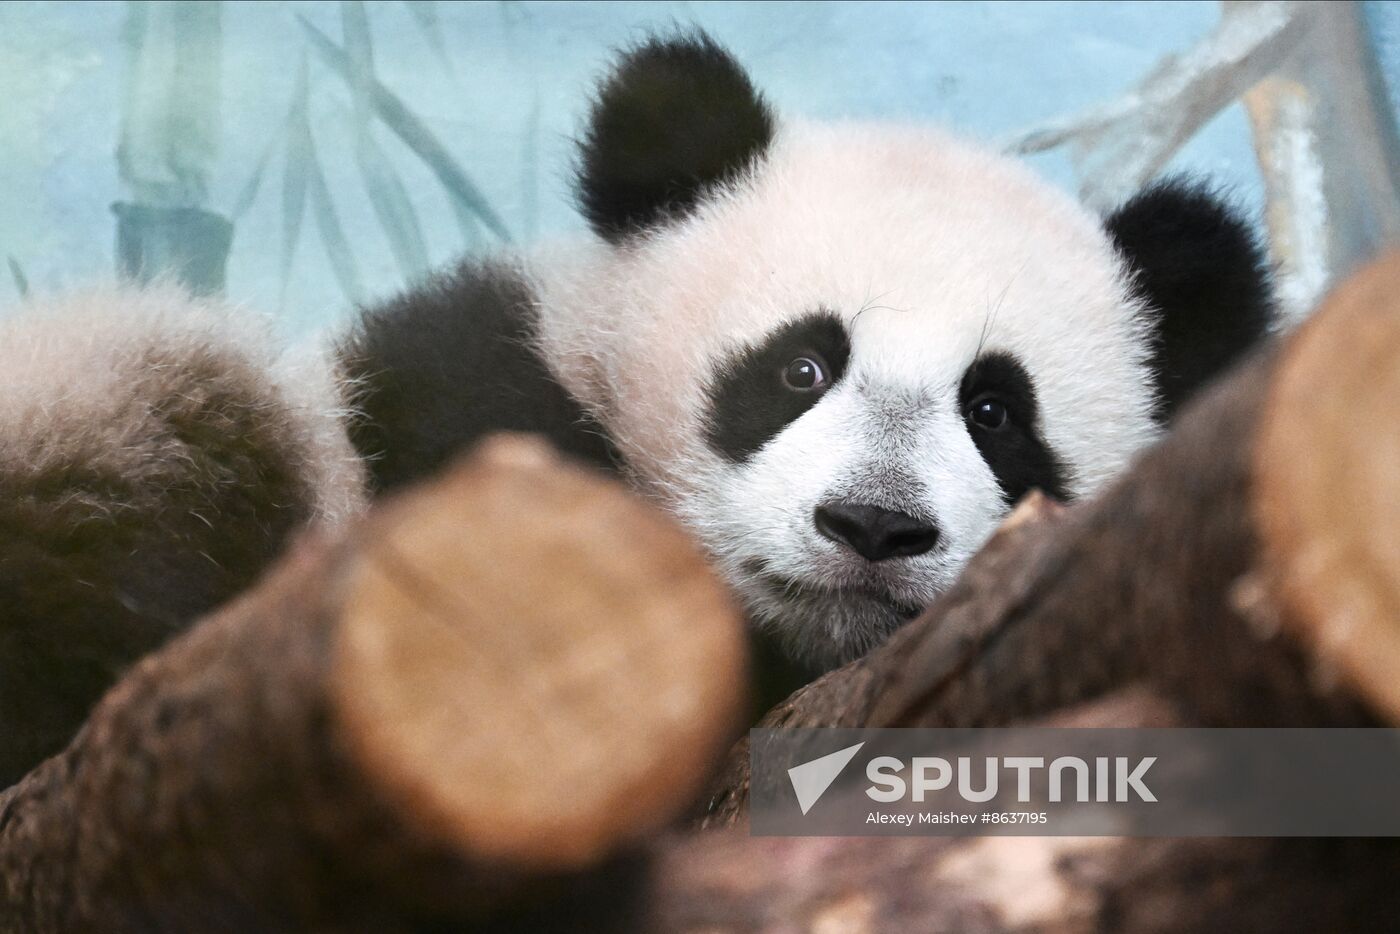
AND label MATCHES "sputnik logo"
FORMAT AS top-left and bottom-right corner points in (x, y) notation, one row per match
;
(787, 742), (865, 815)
